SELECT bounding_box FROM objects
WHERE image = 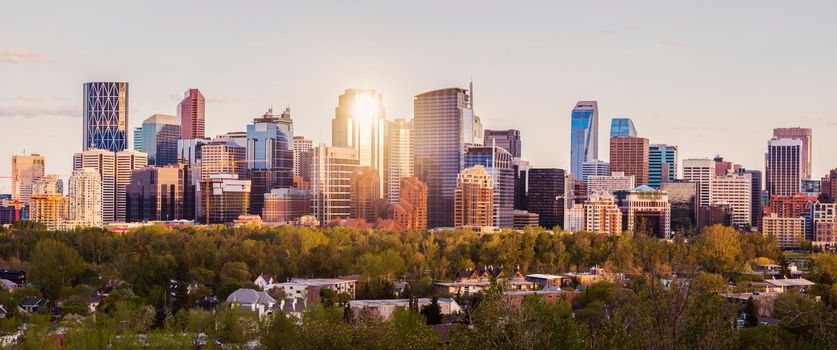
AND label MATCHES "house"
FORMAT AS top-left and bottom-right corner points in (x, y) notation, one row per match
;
(525, 274), (564, 289)
(435, 266), (539, 295)
(226, 288), (276, 319)
(273, 277), (358, 302)
(254, 274), (276, 290)
(763, 278), (815, 293)
(0, 270), (26, 285)
(0, 279), (17, 290)
(348, 298), (462, 320)
(20, 298), (48, 313)
(504, 289), (578, 306)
